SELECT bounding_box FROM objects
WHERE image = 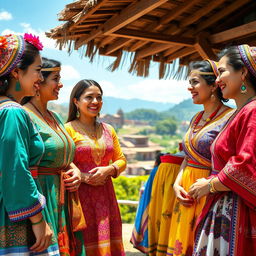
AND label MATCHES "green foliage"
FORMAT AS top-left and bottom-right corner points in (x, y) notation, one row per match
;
(125, 108), (165, 123)
(113, 175), (149, 223)
(155, 119), (177, 135)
